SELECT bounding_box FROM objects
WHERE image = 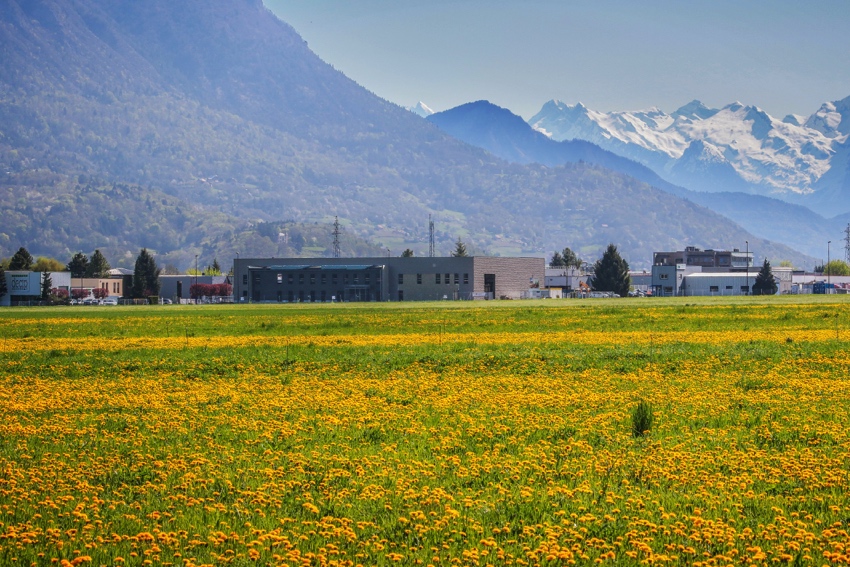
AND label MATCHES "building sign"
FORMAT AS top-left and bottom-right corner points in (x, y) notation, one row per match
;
(9, 273), (39, 294)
